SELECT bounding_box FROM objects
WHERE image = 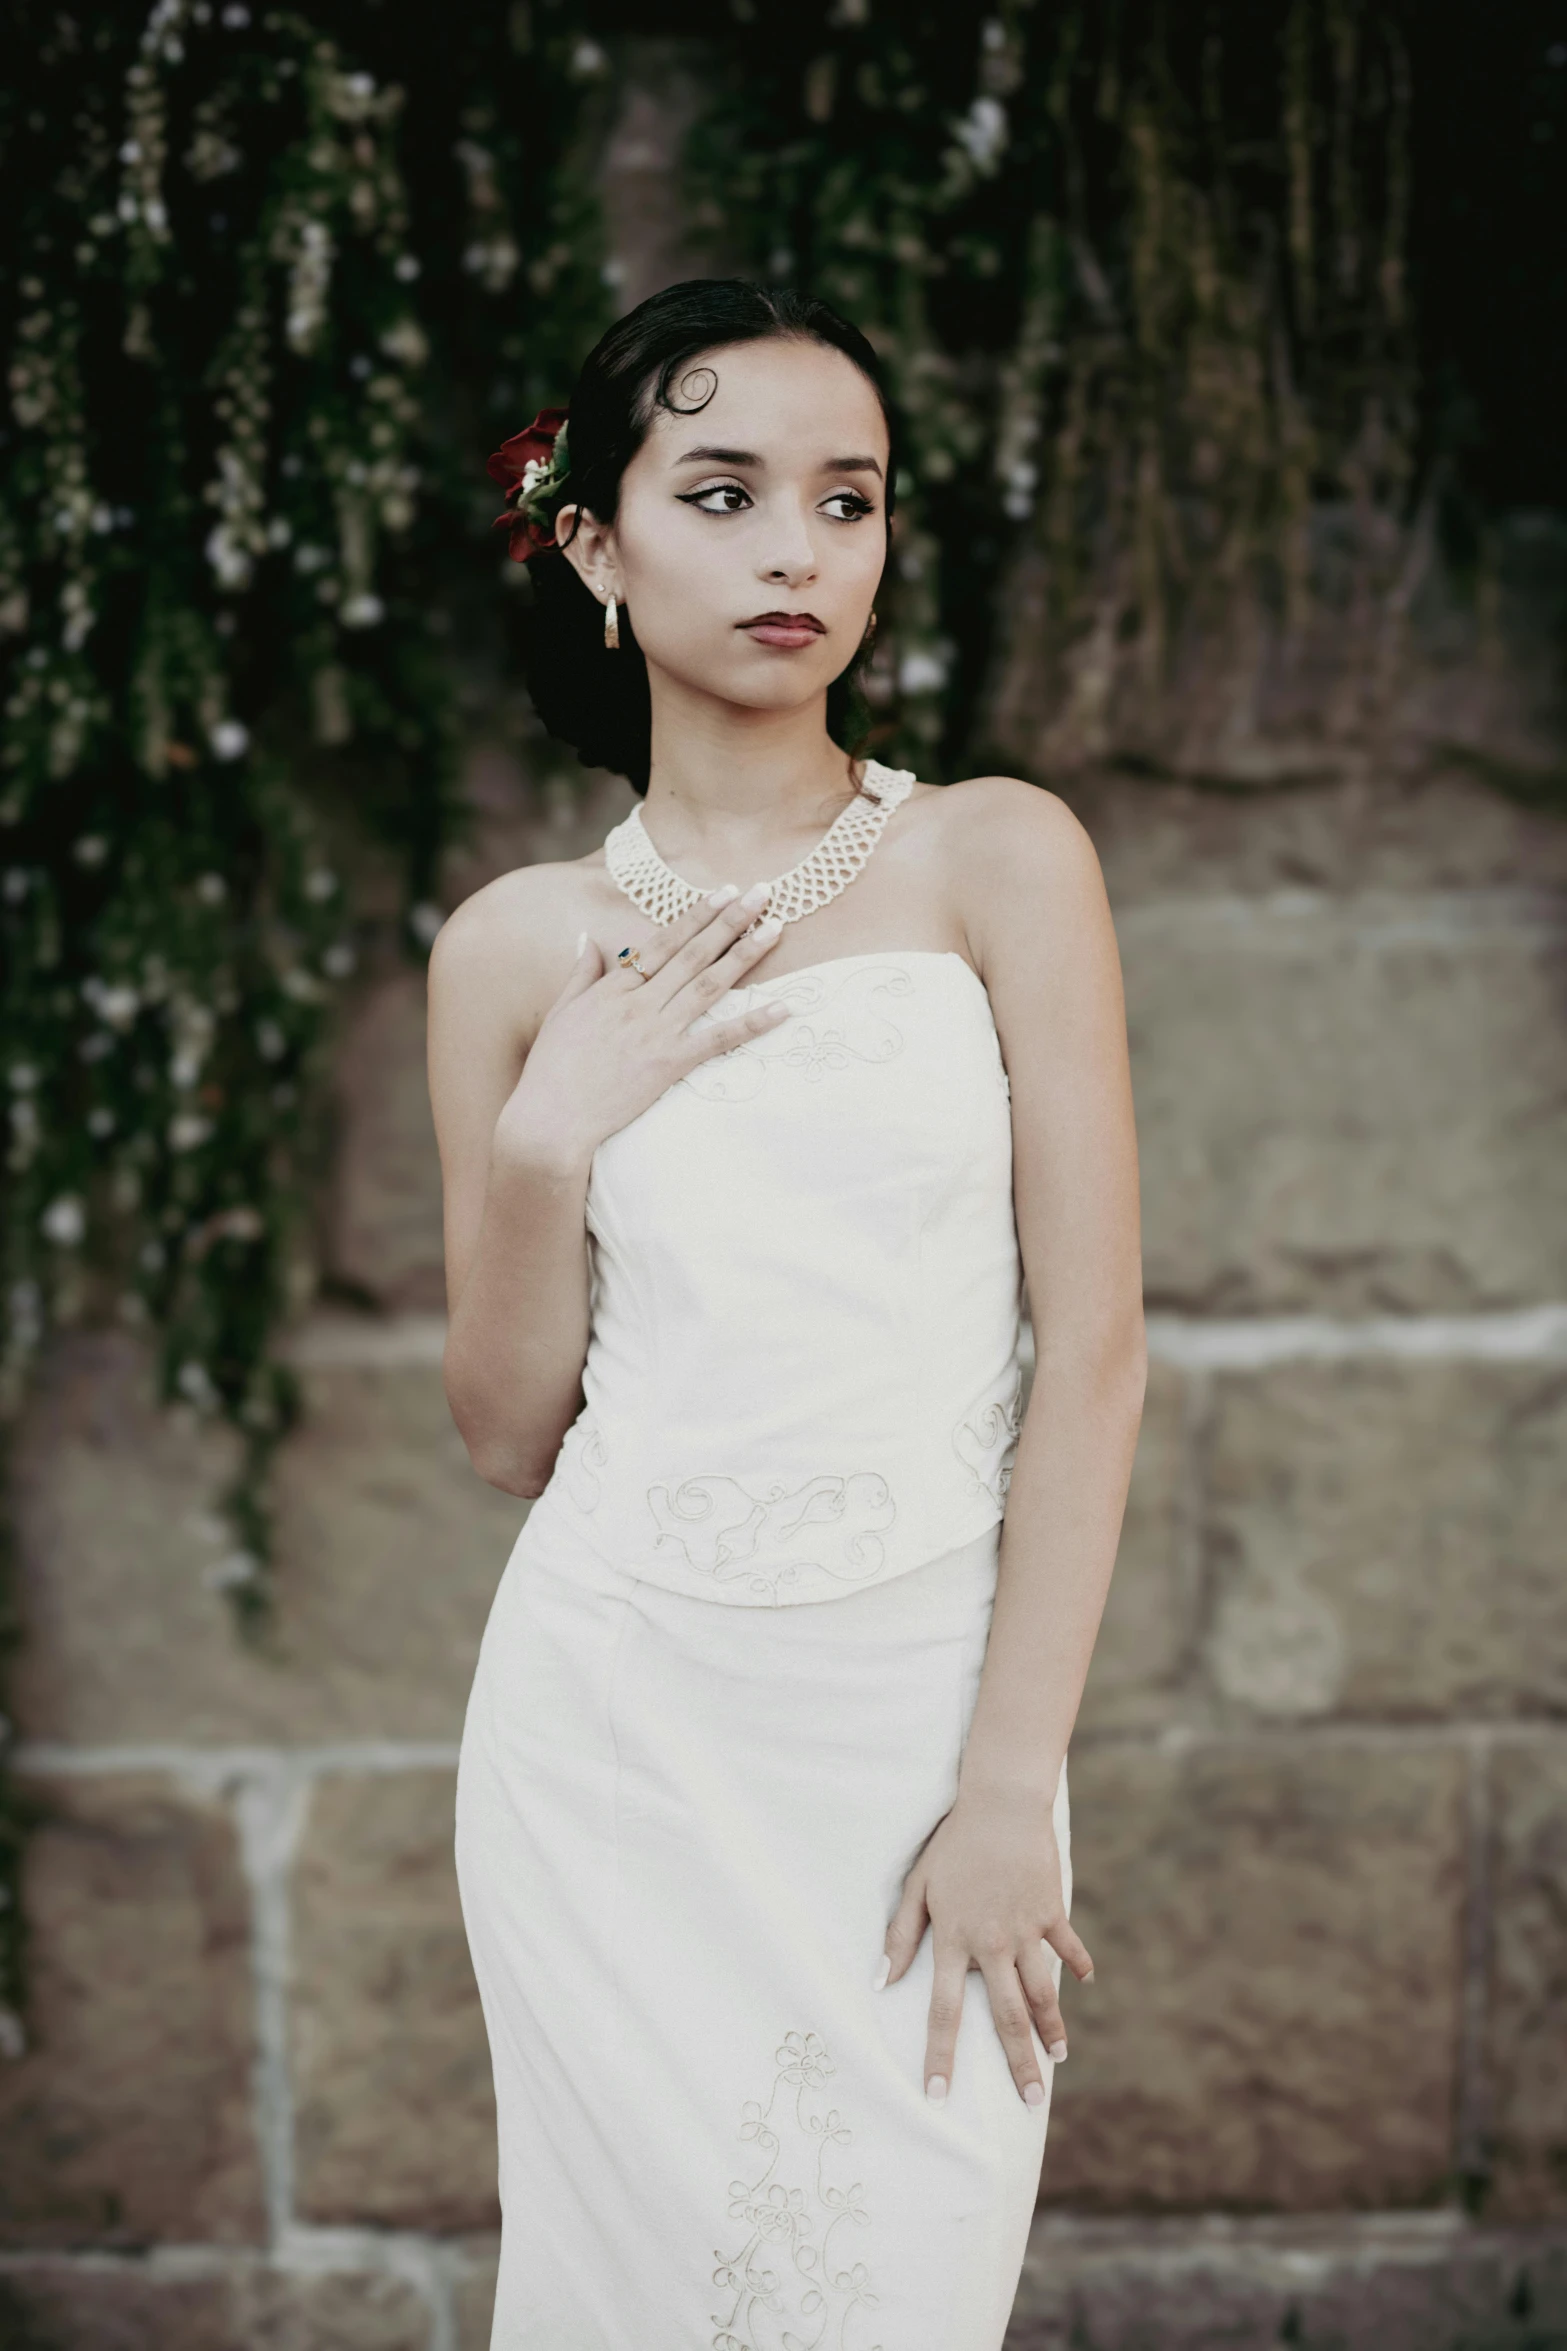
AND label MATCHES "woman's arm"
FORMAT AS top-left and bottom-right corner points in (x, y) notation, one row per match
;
(428, 872), (792, 1496)
(880, 778), (1147, 2104)
(428, 876), (594, 1496)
